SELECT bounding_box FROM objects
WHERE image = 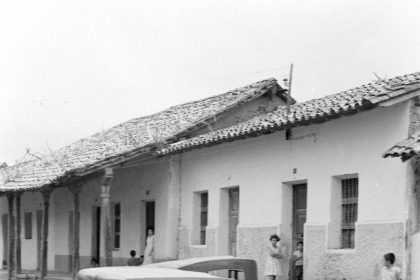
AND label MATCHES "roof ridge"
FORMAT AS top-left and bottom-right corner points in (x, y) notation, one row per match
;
(160, 71), (420, 155)
(93, 78), (278, 134)
(295, 72), (420, 105)
(1, 77), (281, 191)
